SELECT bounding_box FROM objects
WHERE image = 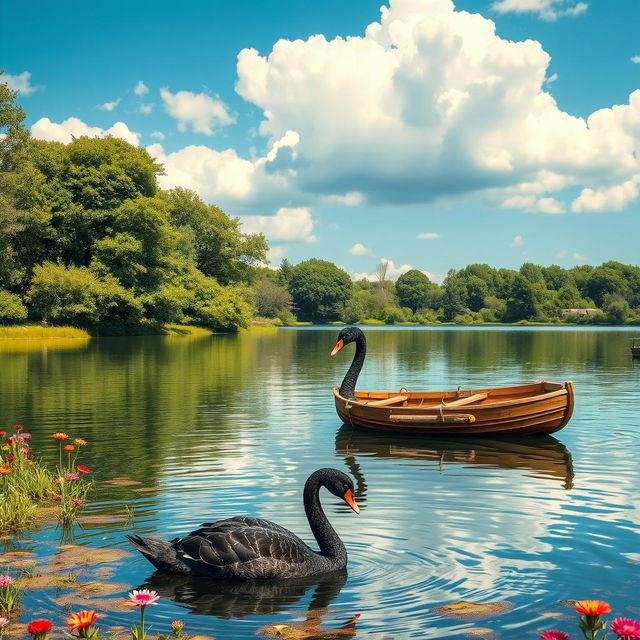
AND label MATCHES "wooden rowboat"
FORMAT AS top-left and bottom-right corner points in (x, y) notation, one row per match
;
(333, 380), (575, 436)
(330, 327), (575, 436)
